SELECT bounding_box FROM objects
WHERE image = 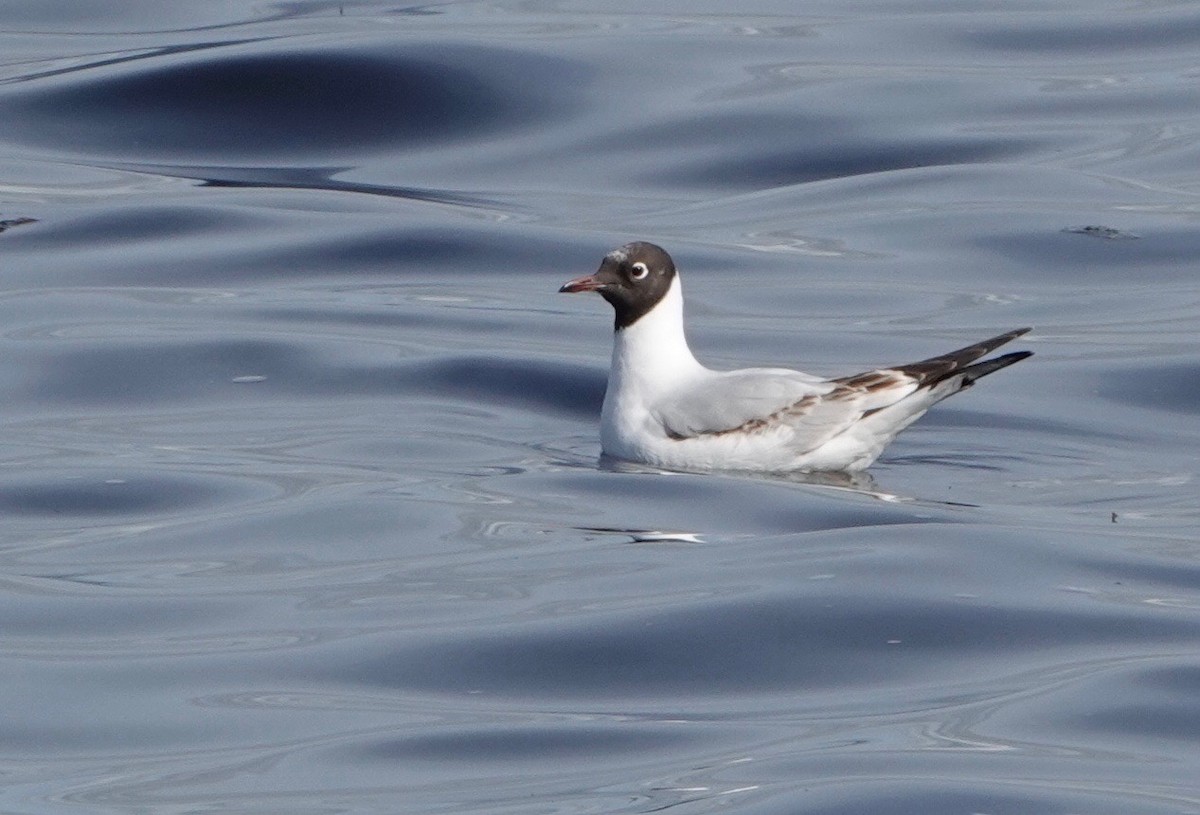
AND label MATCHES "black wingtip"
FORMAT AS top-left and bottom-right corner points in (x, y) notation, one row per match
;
(894, 327), (1033, 384)
(961, 349), (1034, 384)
